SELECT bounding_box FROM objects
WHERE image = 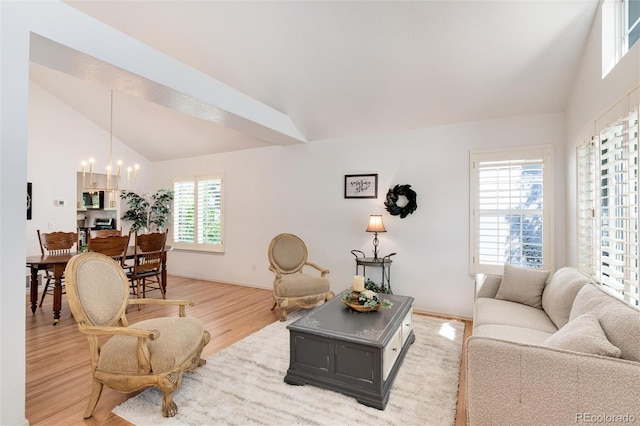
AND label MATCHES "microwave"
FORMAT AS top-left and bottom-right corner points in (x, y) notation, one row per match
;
(82, 191), (104, 209)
